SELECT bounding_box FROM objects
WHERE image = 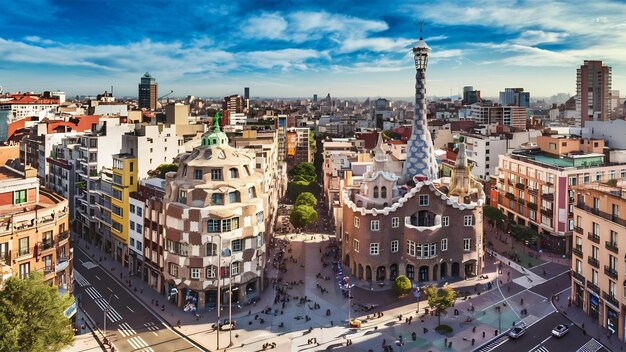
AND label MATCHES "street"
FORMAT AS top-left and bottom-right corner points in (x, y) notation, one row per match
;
(74, 246), (203, 352)
(487, 312), (608, 352)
